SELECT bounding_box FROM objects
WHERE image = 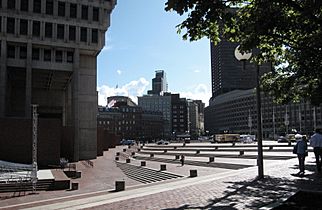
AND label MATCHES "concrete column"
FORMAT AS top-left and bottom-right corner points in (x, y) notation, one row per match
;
(25, 41), (32, 118)
(0, 40), (7, 117)
(72, 48), (80, 161)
